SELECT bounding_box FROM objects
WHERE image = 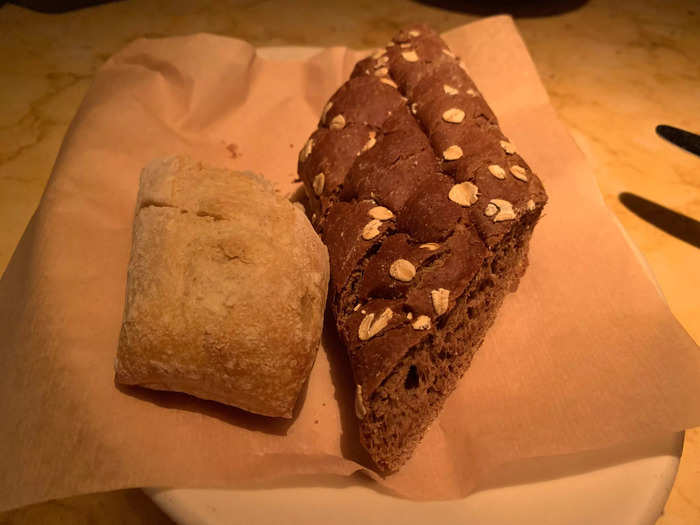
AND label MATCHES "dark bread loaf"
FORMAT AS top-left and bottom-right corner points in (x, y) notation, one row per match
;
(298, 25), (547, 473)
